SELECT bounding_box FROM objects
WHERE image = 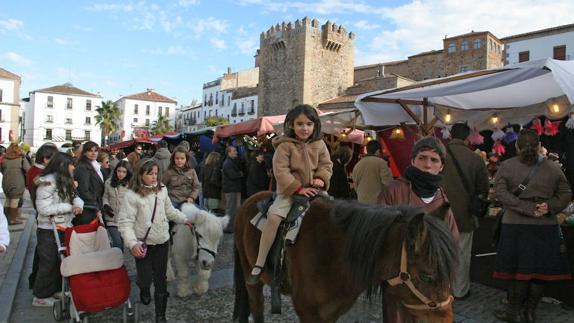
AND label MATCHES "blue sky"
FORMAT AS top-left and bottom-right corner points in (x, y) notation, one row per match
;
(1, 0), (573, 106)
